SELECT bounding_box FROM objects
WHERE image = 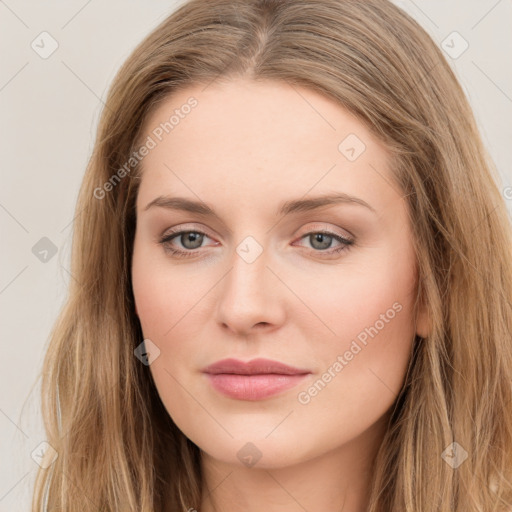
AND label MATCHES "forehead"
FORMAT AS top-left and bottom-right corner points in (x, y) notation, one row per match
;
(136, 78), (398, 215)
